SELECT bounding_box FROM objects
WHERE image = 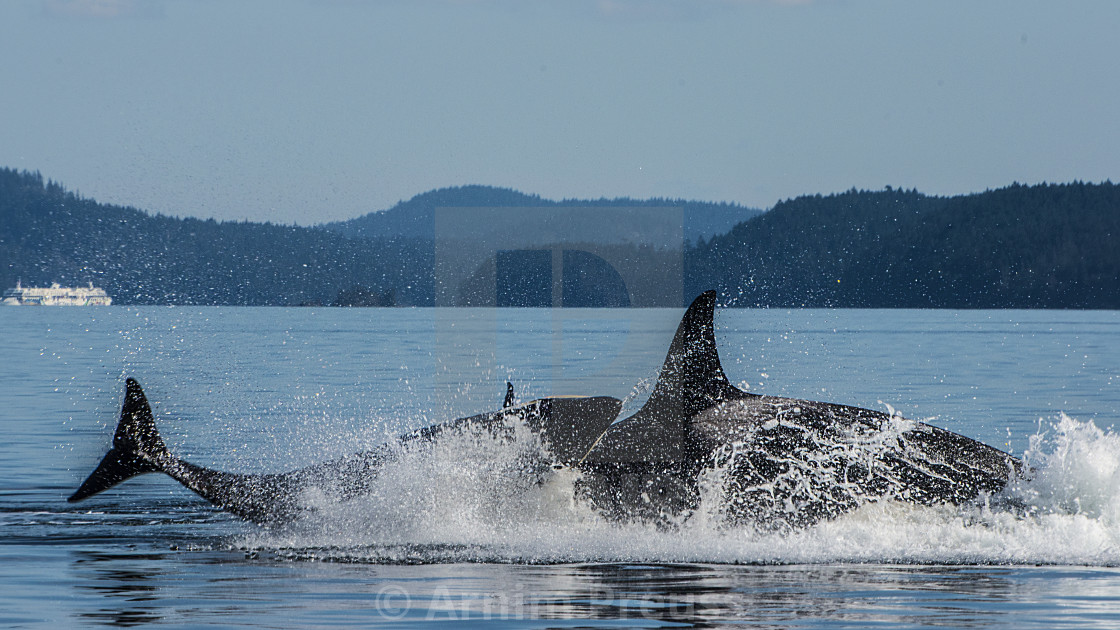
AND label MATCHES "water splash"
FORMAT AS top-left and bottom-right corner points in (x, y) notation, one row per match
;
(236, 414), (1120, 566)
(1012, 414), (1120, 524)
